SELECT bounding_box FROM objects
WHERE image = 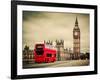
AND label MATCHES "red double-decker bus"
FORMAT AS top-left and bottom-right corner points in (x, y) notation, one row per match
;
(34, 43), (57, 63)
